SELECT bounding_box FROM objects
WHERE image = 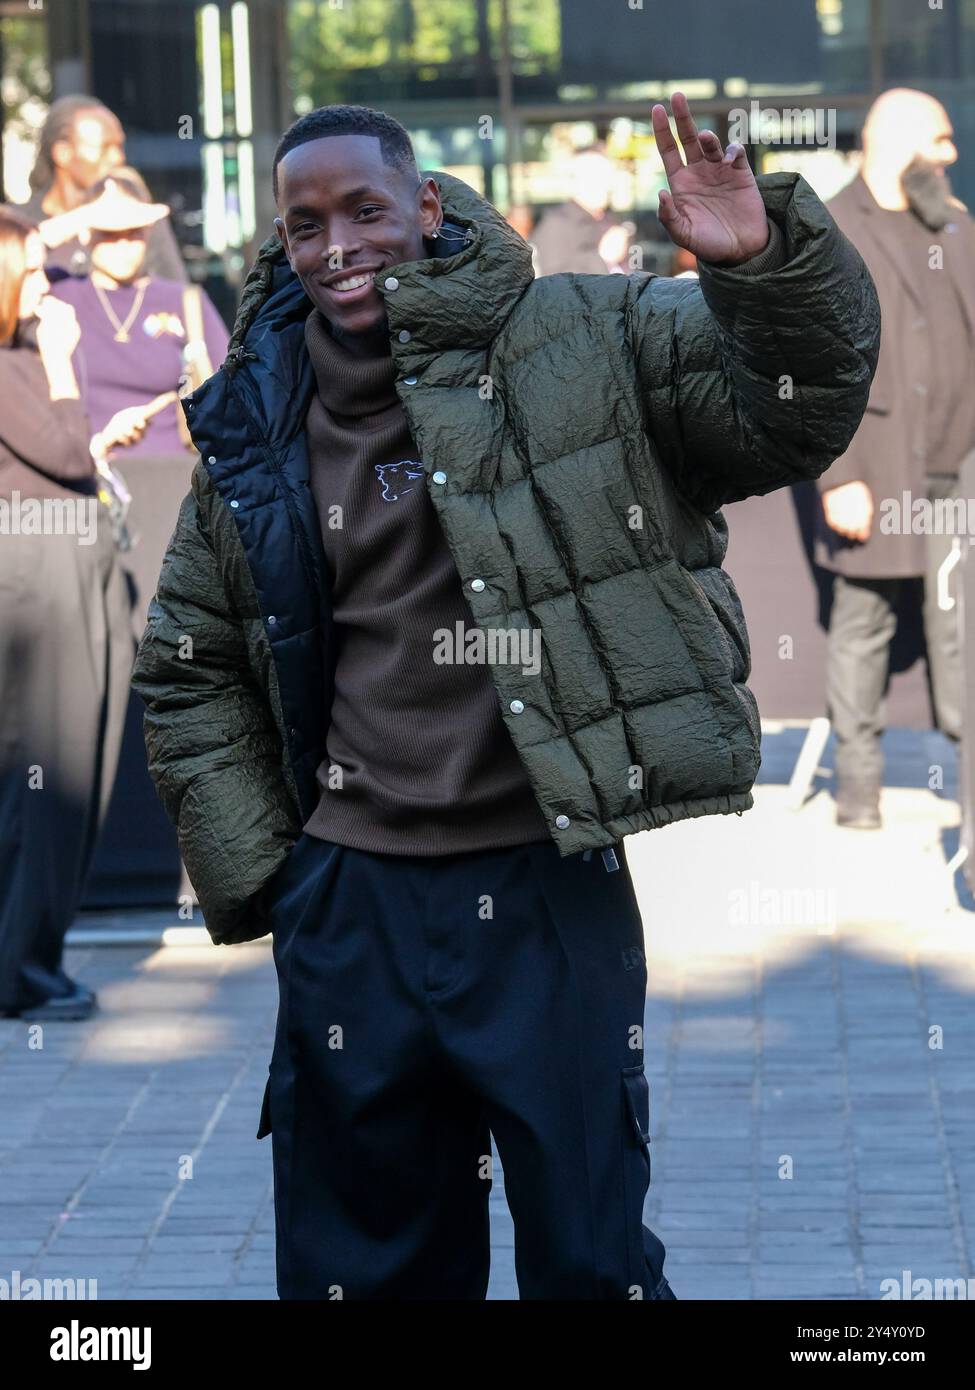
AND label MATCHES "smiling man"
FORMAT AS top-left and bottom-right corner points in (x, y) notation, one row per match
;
(131, 99), (880, 1301)
(272, 130), (440, 348)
